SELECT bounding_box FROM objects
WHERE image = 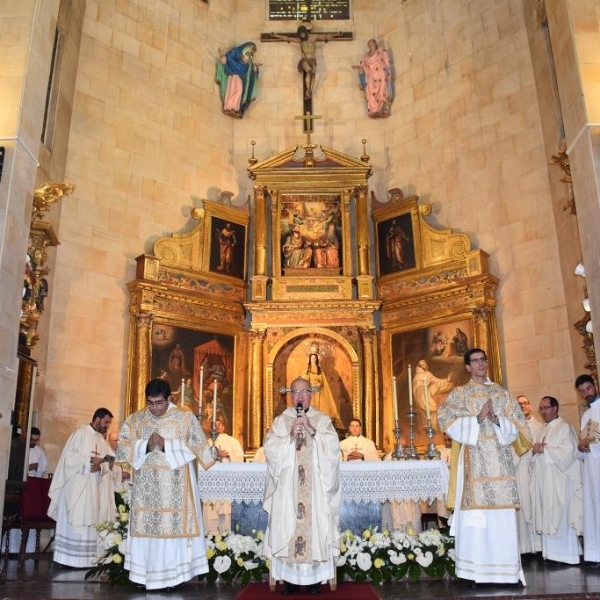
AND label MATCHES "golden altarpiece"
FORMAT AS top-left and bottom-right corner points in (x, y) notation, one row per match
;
(126, 142), (500, 453)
